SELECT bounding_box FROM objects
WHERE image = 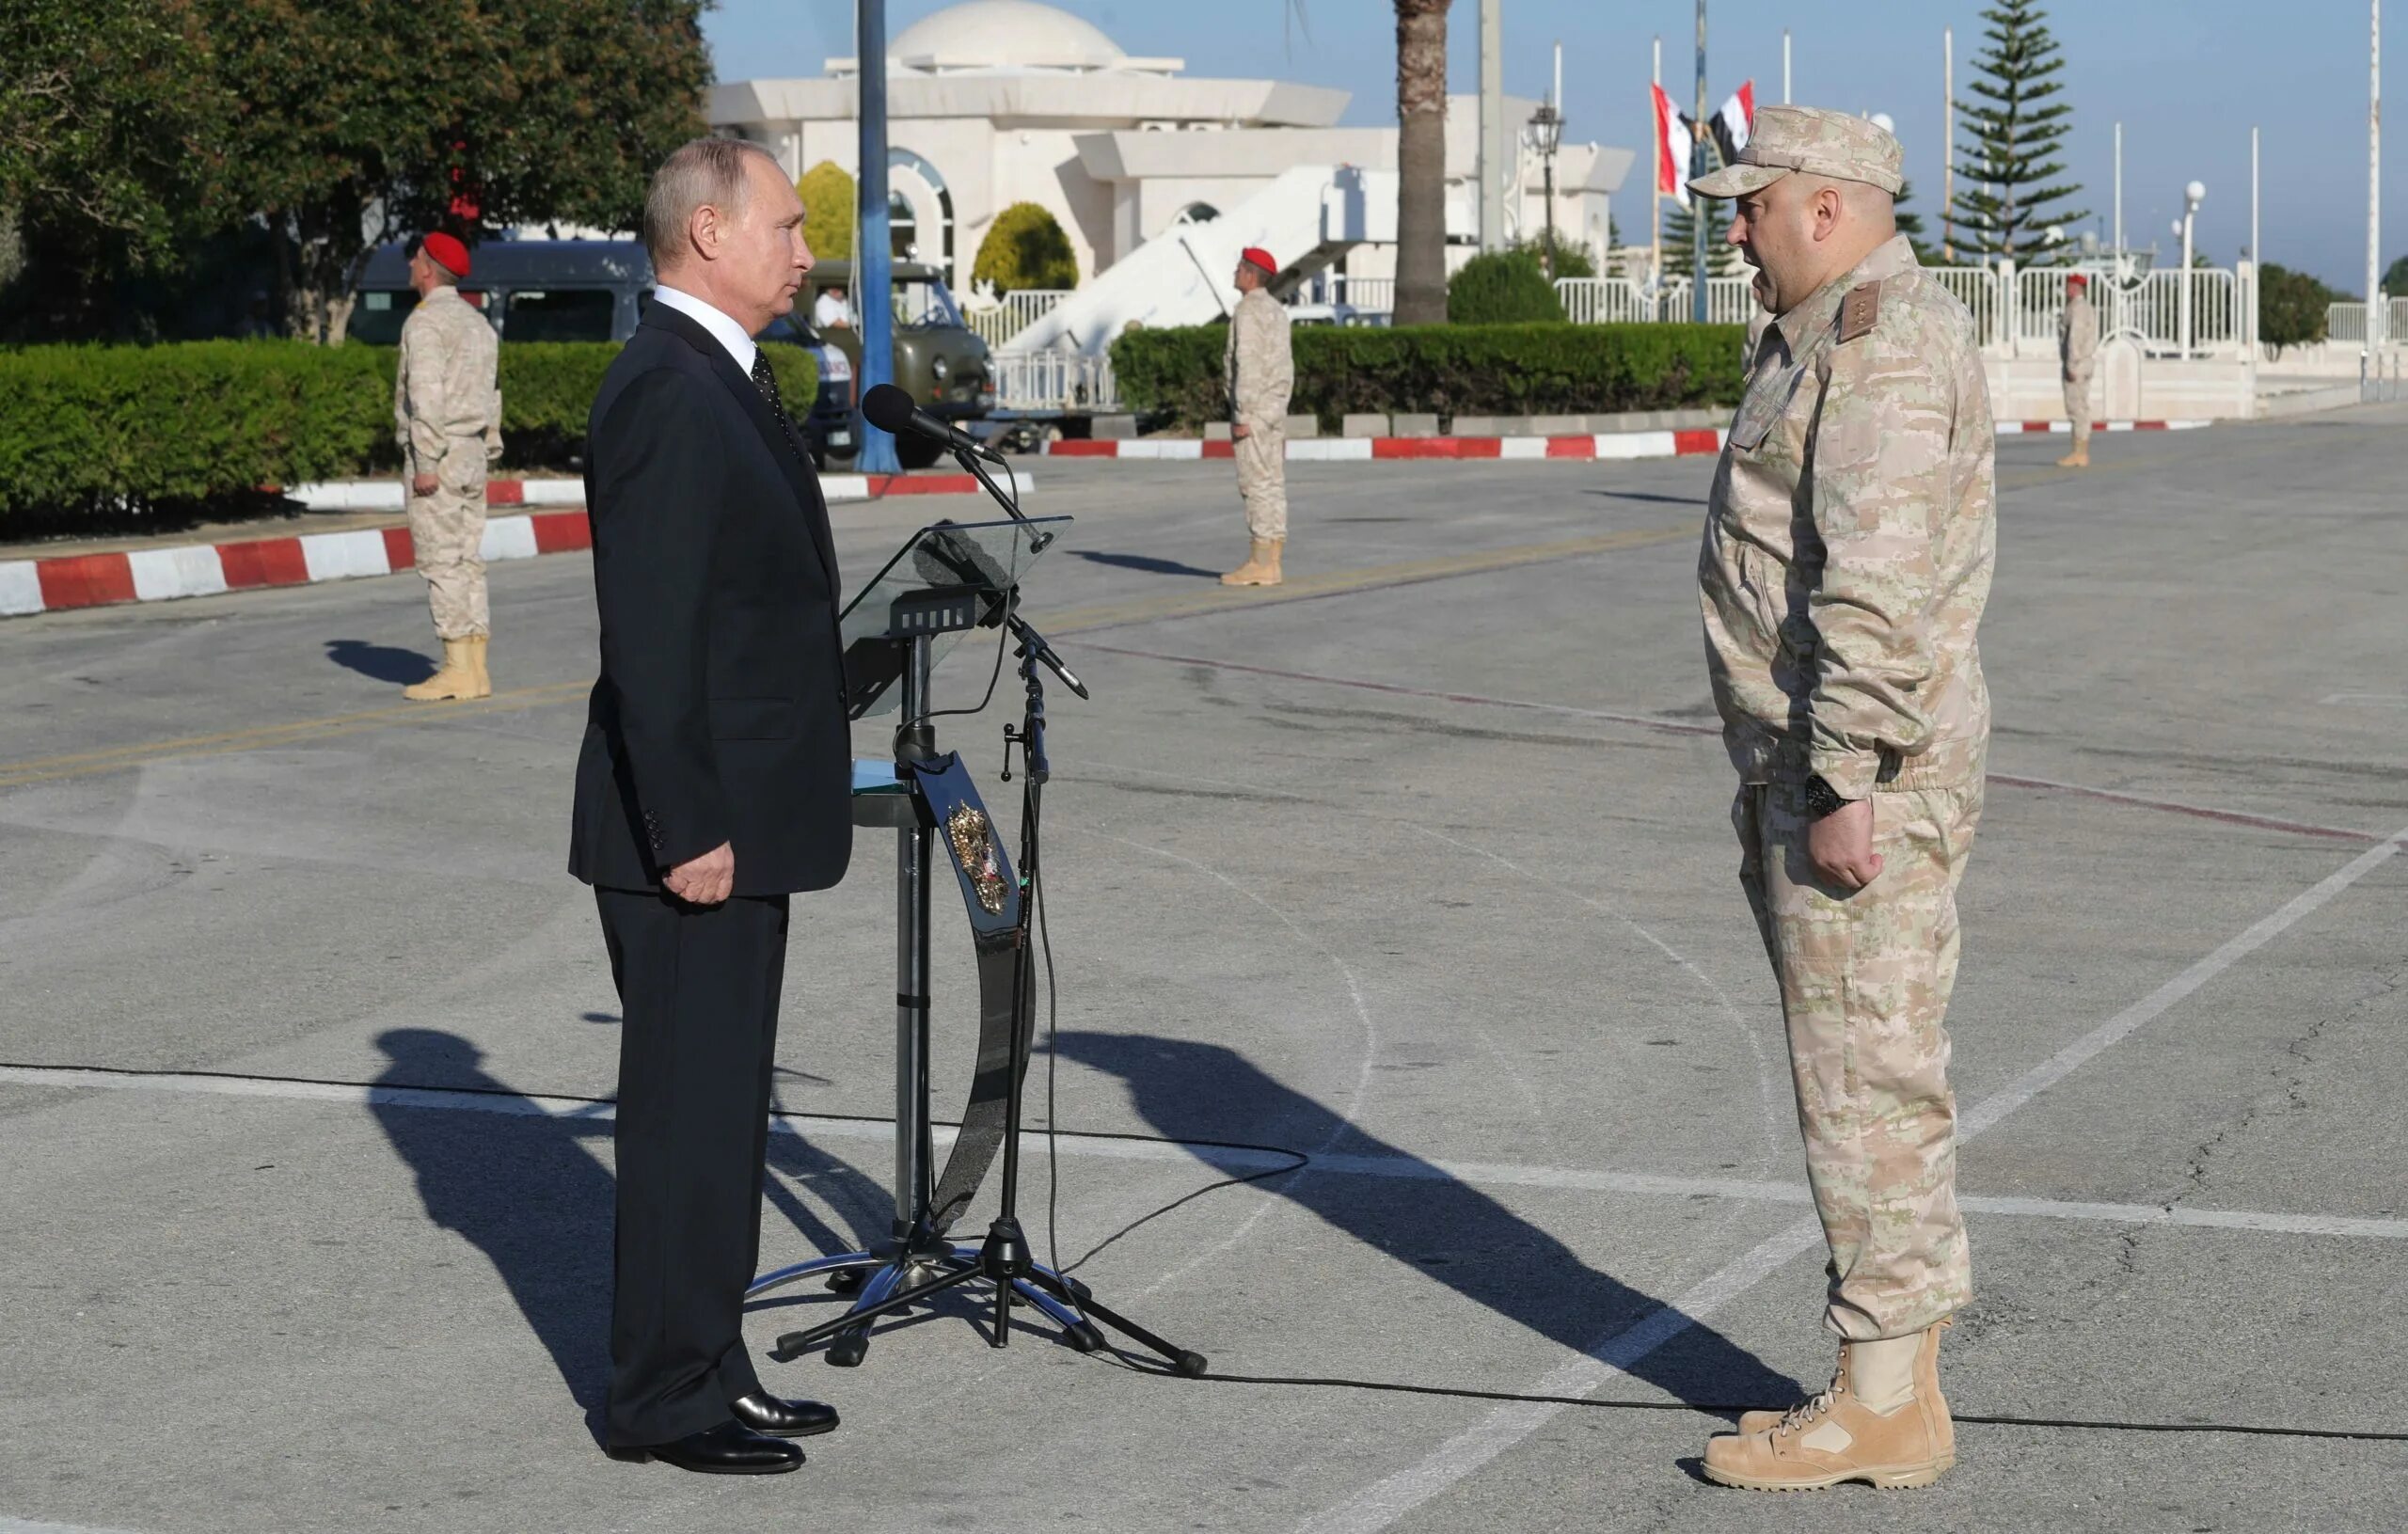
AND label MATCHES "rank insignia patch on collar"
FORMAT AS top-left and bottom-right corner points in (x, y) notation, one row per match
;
(1838, 282), (1881, 343)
